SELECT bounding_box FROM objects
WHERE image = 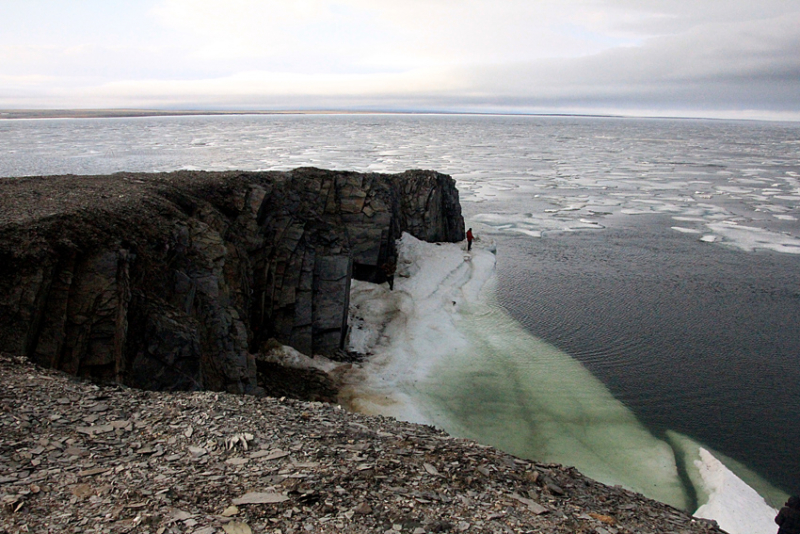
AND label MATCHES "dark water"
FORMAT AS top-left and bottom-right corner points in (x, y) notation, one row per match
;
(496, 218), (800, 495)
